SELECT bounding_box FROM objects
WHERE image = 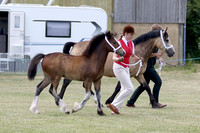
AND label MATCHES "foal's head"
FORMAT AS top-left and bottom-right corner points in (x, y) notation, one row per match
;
(105, 31), (125, 56)
(83, 31), (125, 57)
